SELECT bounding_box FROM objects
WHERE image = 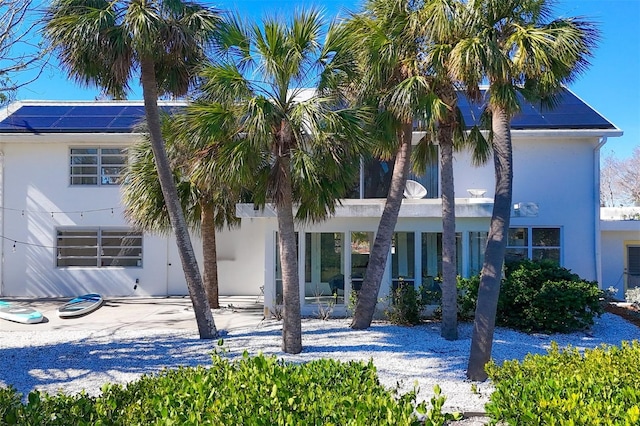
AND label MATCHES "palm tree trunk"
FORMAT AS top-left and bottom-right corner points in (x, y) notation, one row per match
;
(201, 200), (220, 309)
(140, 57), (217, 339)
(351, 122), (412, 329)
(467, 106), (513, 380)
(439, 122), (458, 340)
(277, 155), (303, 354)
